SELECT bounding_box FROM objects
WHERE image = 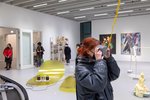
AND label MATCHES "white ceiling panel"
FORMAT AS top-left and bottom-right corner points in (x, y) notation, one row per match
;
(1, 0), (150, 22)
